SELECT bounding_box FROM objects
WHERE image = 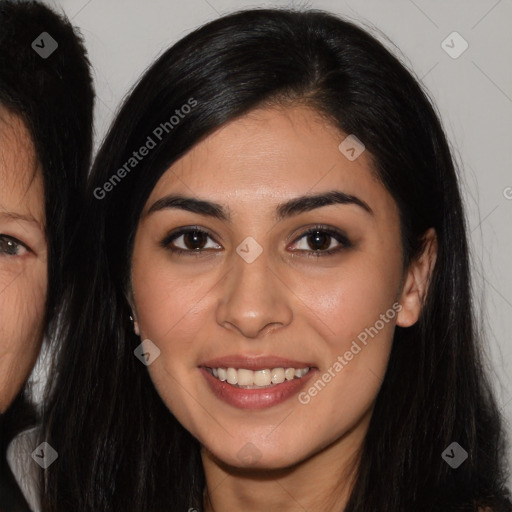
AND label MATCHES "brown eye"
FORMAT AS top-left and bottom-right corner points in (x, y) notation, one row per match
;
(306, 231), (332, 251)
(161, 227), (222, 255)
(289, 226), (352, 257)
(182, 230), (208, 250)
